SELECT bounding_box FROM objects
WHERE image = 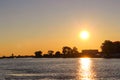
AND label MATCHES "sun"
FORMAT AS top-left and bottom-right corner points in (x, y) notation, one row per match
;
(80, 31), (89, 40)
